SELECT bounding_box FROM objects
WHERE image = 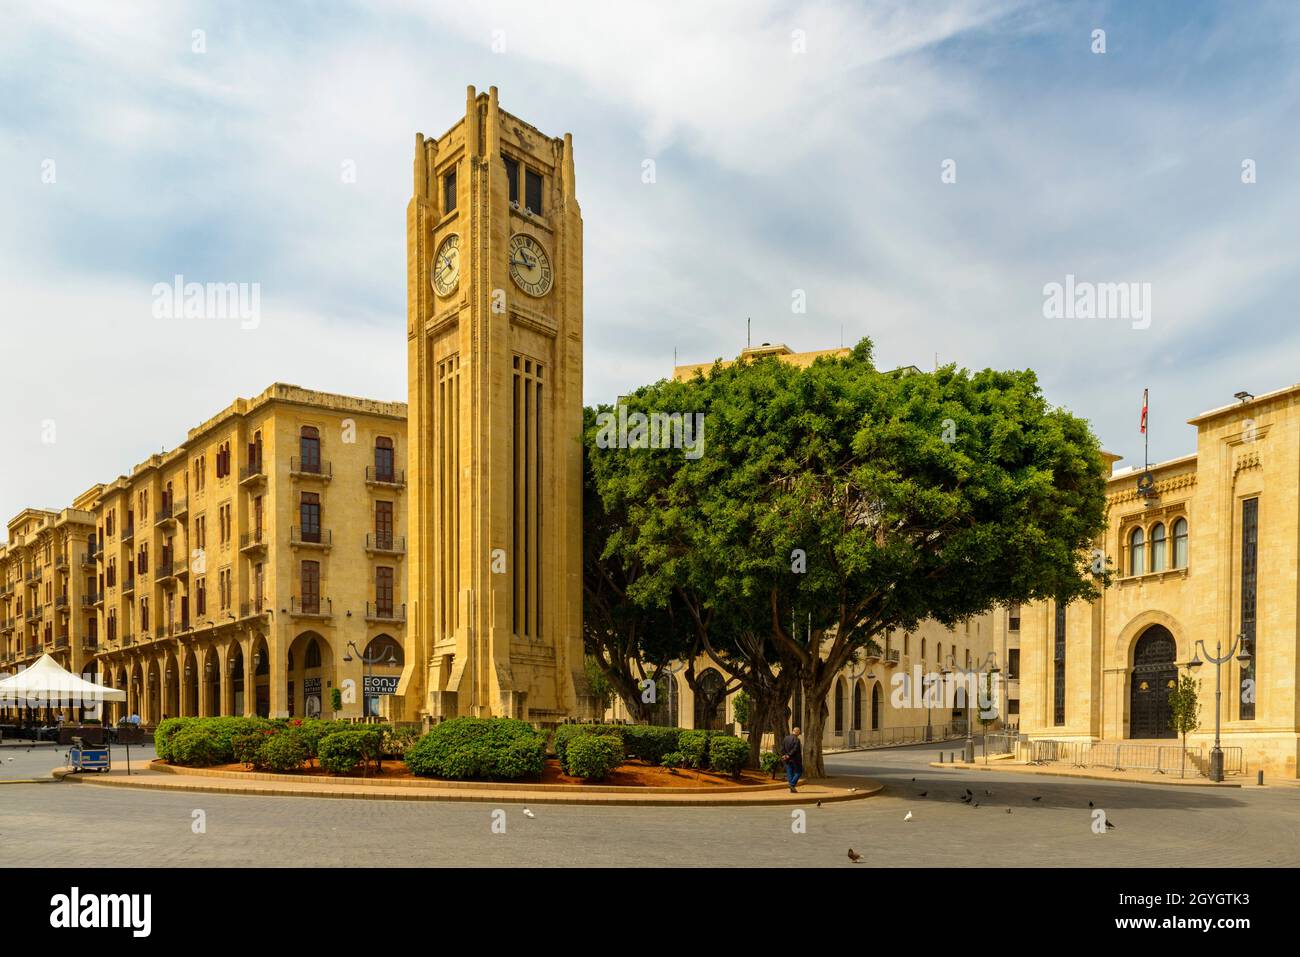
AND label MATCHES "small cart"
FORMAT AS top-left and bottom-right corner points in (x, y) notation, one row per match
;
(67, 738), (111, 773)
